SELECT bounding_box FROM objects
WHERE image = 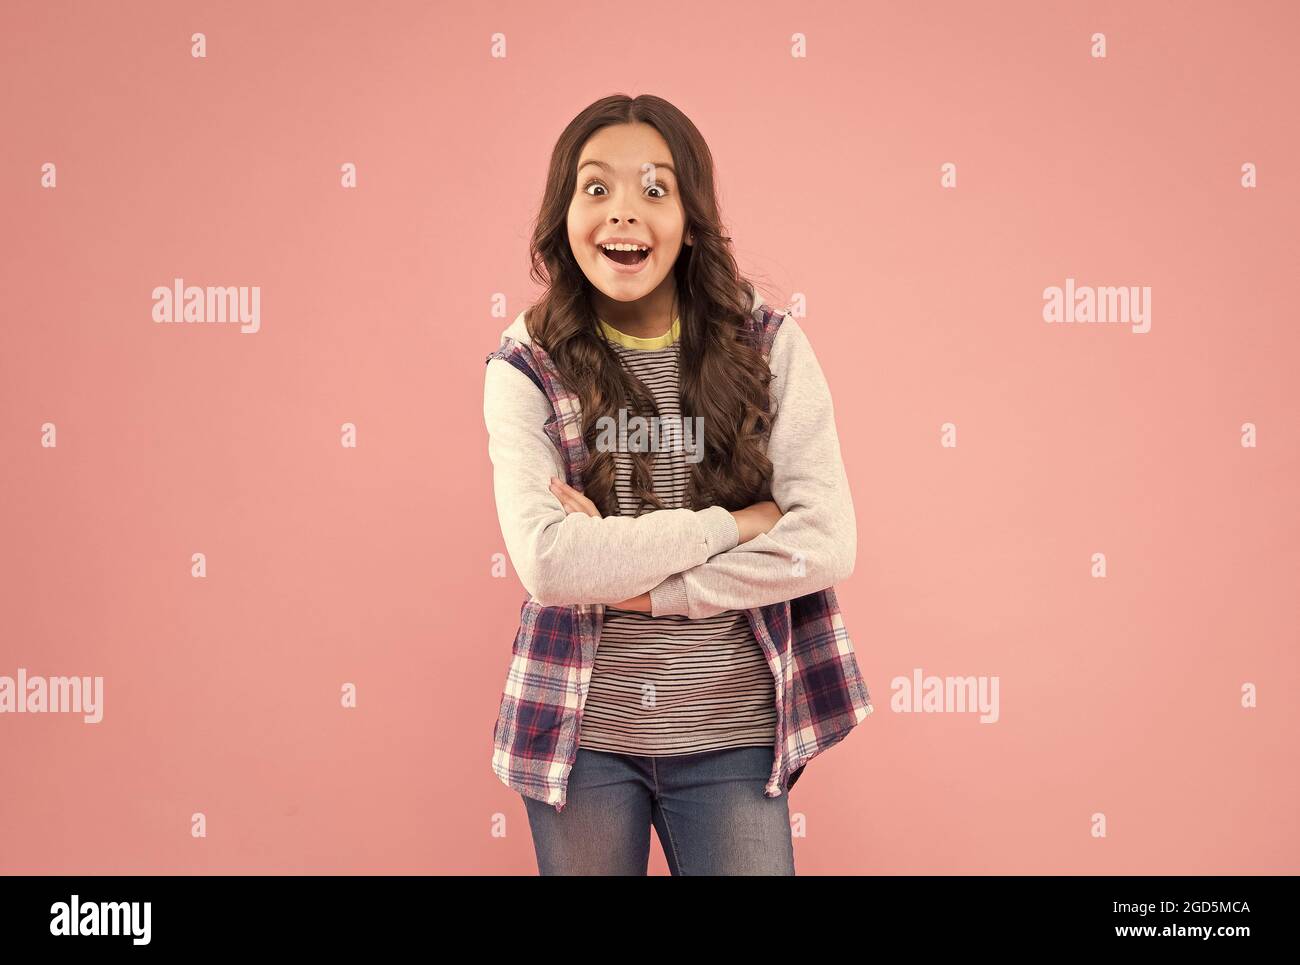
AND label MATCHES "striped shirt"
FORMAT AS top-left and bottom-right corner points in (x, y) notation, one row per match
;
(575, 314), (777, 756)
(482, 284), (874, 810)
